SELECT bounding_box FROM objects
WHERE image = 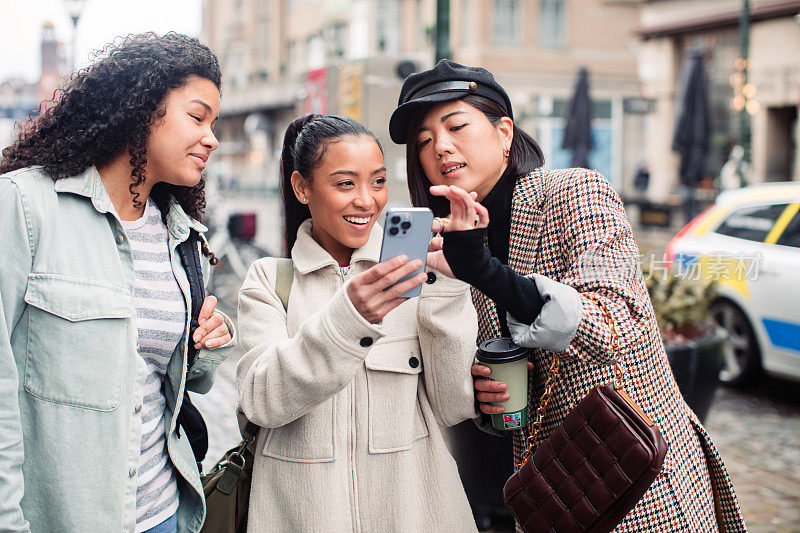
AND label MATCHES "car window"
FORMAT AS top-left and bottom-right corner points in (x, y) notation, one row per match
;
(713, 203), (788, 242)
(776, 210), (800, 249)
